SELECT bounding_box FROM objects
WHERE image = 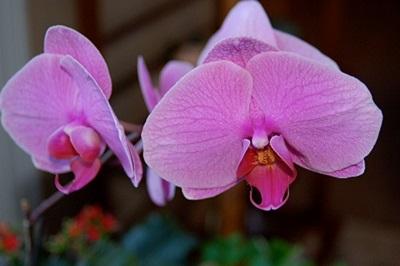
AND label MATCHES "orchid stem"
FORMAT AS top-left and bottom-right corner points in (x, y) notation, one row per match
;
(30, 192), (64, 224)
(21, 199), (33, 266)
